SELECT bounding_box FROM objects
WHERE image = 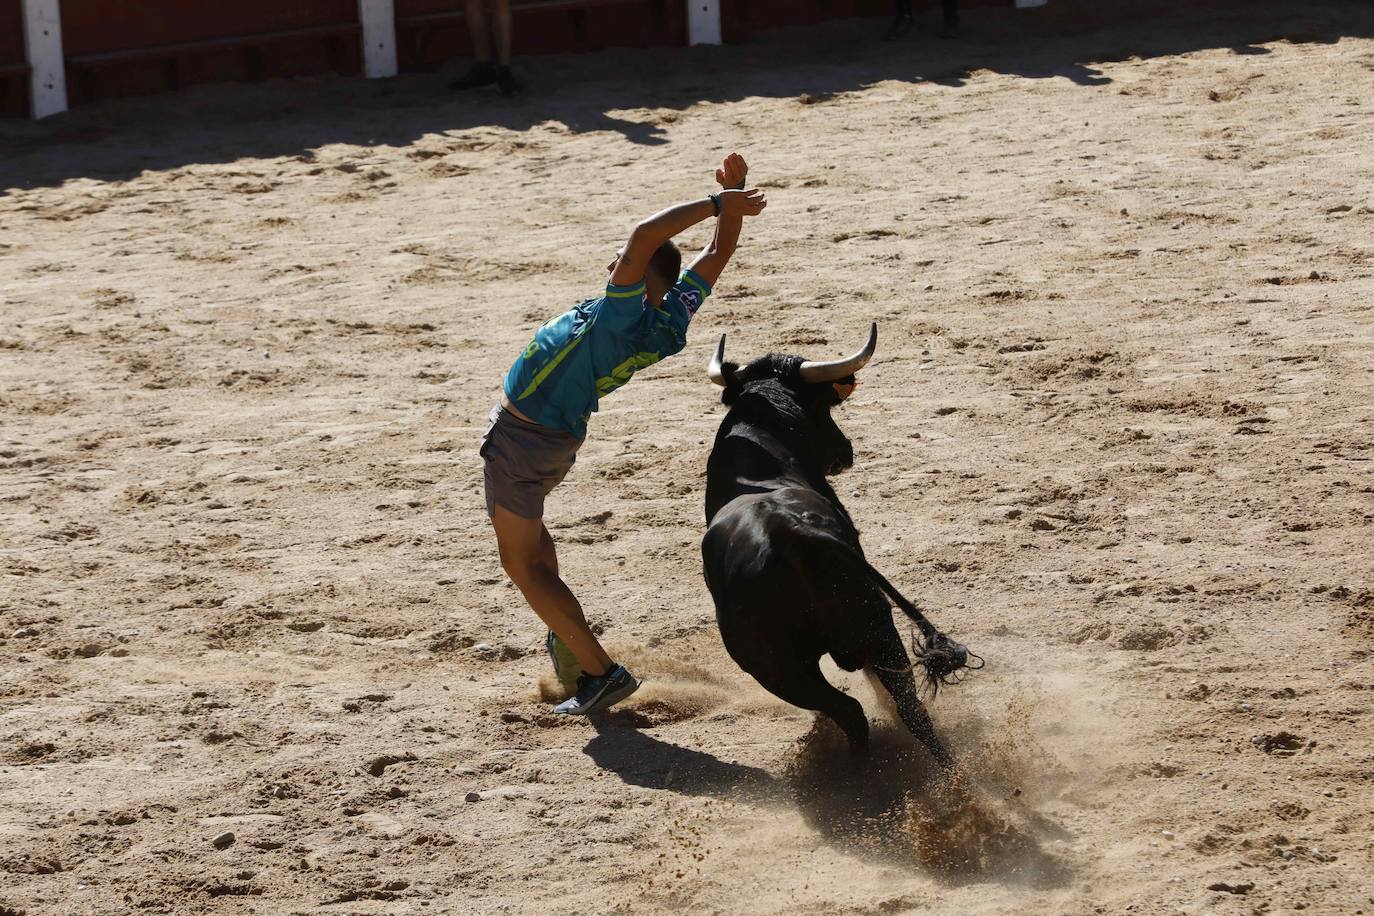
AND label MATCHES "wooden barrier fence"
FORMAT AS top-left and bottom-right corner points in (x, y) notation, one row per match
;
(6, 0), (1017, 118)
